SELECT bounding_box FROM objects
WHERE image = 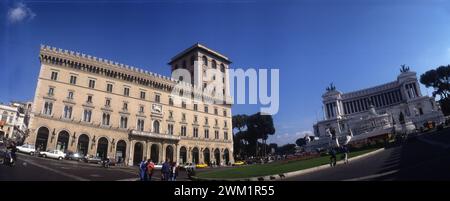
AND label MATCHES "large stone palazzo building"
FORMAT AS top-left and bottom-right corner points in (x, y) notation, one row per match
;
(25, 44), (234, 166)
(307, 68), (445, 150)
